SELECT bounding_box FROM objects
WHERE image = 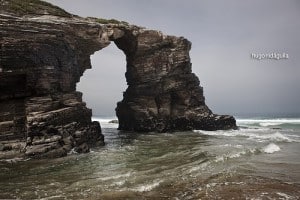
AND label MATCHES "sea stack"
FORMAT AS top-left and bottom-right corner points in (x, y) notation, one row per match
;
(0, 0), (236, 159)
